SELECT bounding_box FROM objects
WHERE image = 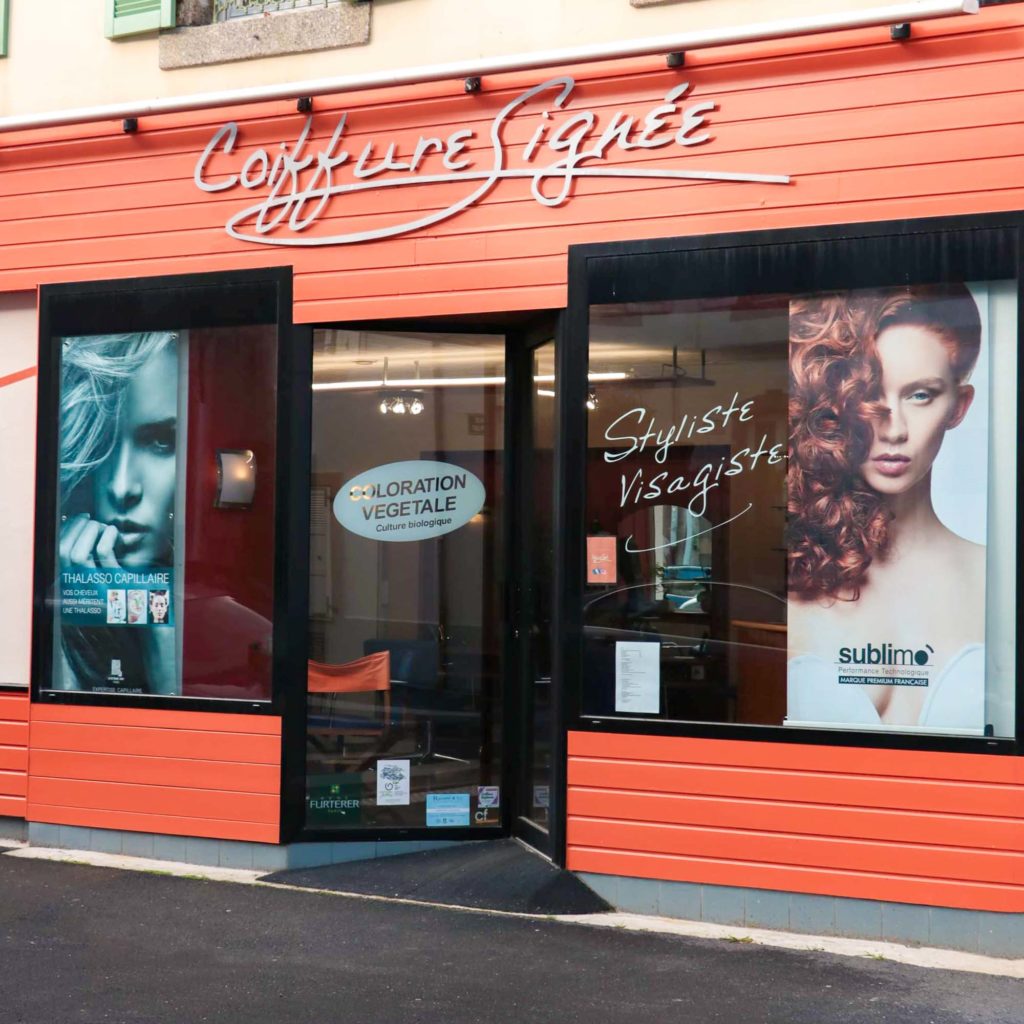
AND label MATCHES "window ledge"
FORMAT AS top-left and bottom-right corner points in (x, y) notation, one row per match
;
(159, 4), (371, 70)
